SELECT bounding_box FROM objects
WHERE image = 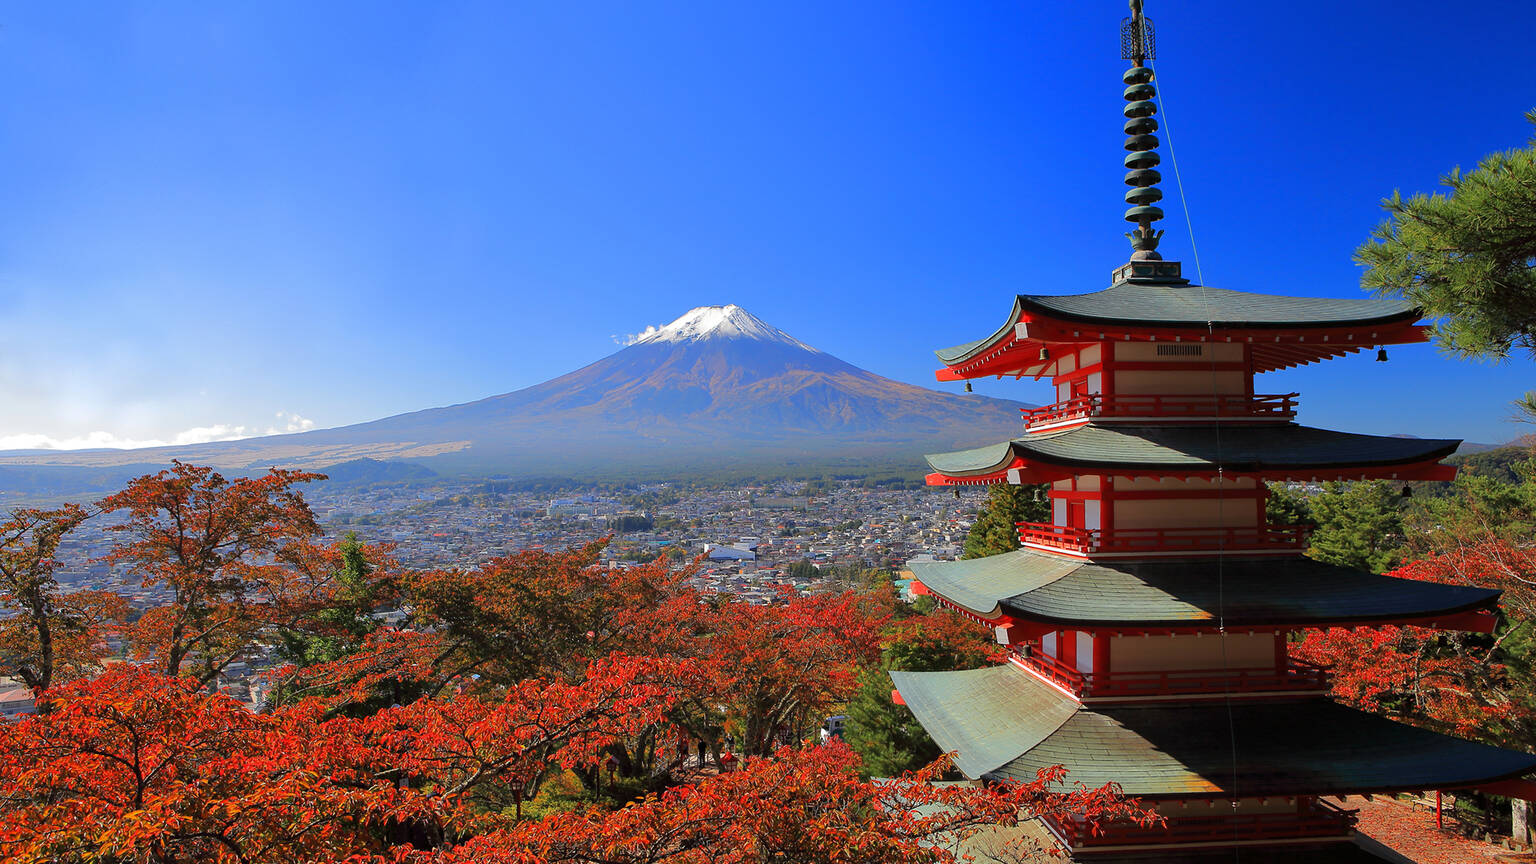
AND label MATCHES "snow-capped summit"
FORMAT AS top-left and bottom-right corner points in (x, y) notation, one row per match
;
(0, 301), (1031, 480)
(629, 305), (818, 352)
